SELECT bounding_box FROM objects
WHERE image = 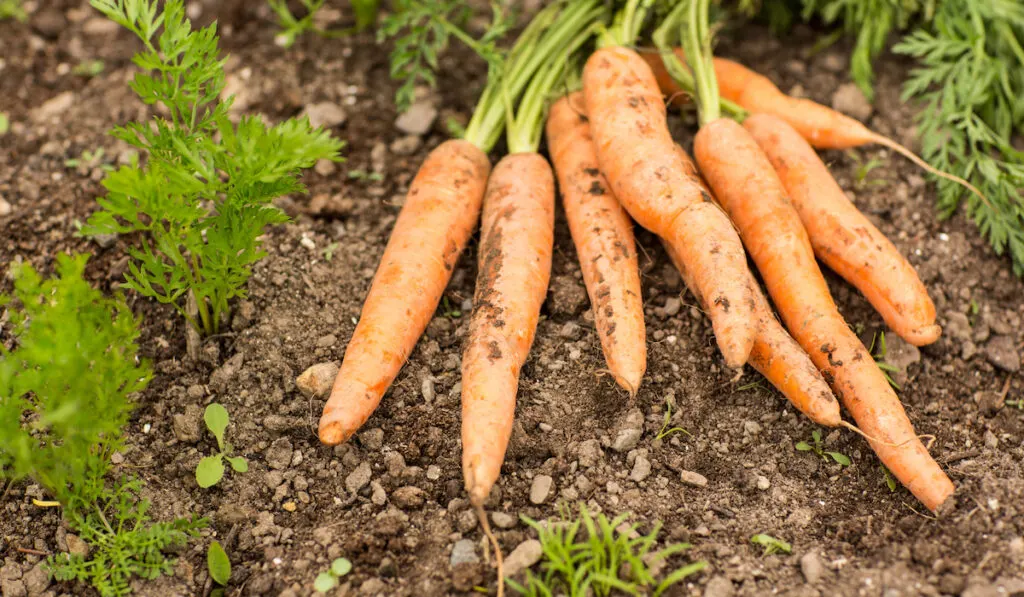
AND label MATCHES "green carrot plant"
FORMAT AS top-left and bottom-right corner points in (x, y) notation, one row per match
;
(82, 0), (344, 337)
(195, 403), (248, 488)
(0, 255), (206, 597)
